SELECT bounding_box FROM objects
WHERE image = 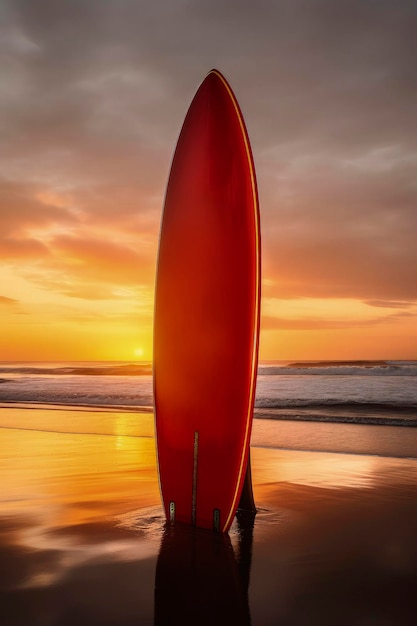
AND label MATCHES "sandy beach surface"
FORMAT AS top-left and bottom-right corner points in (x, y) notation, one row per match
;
(1, 405), (417, 625)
